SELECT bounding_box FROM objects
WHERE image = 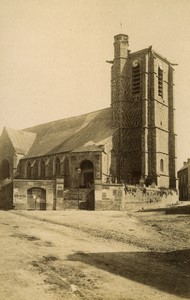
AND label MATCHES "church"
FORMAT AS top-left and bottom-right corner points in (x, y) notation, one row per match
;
(0, 34), (177, 210)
